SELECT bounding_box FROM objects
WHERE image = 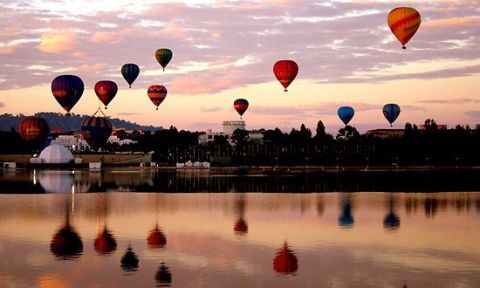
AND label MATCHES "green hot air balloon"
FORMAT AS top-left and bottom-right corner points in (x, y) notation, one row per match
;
(155, 48), (173, 71)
